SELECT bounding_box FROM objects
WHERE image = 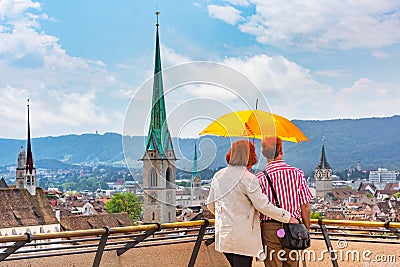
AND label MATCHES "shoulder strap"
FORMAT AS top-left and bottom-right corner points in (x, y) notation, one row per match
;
(263, 170), (281, 208)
